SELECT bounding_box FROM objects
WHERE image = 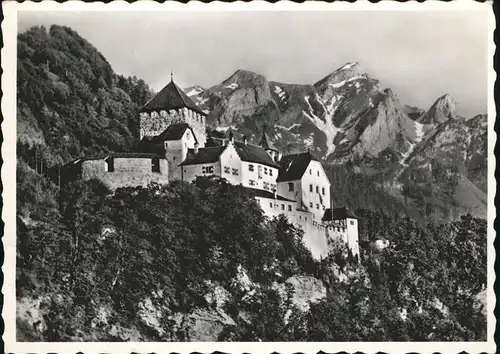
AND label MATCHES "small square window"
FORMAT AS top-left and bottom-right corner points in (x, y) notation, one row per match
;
(288, 183), (294, 192)
(281, 204), (285, 210)
(270, 202), (273, 208)
(309, 202), (313, 207)
(152, 157), (160, 173)
(316, 204), (319, 209)
(249, 164), (254, 171)
(269, 169), (273, 176)
(317, 171), (319, 176)
(264, 167), (268, 175)
(316, 186), (319, 193)
(309, 169), (312, 174)
(310, 184), (313, 192)
(288, 205), (292, 211)
(322, 187), (325, 195)
(350, 220), (355, 225)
